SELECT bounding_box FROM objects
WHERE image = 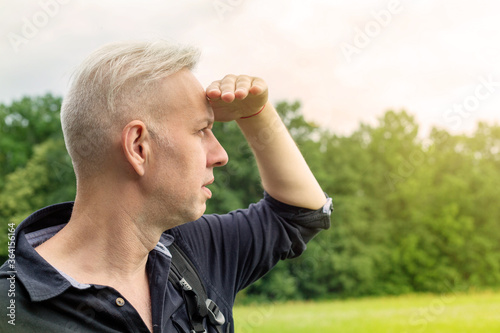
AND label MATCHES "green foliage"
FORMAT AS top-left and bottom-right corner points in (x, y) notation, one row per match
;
(1, 95), (499, 300)
(0, 94), (63, 183)
(242, 263), (300, 303)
